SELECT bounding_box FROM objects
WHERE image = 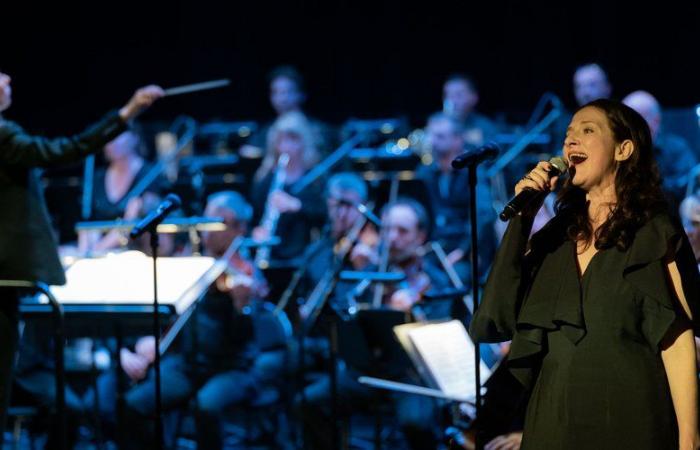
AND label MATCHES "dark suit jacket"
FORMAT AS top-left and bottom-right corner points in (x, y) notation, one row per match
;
(0, 111), (127, 285)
